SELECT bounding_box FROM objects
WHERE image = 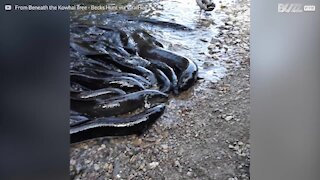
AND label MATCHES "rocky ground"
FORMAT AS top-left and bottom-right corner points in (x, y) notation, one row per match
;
(70, 0), (250, 179)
